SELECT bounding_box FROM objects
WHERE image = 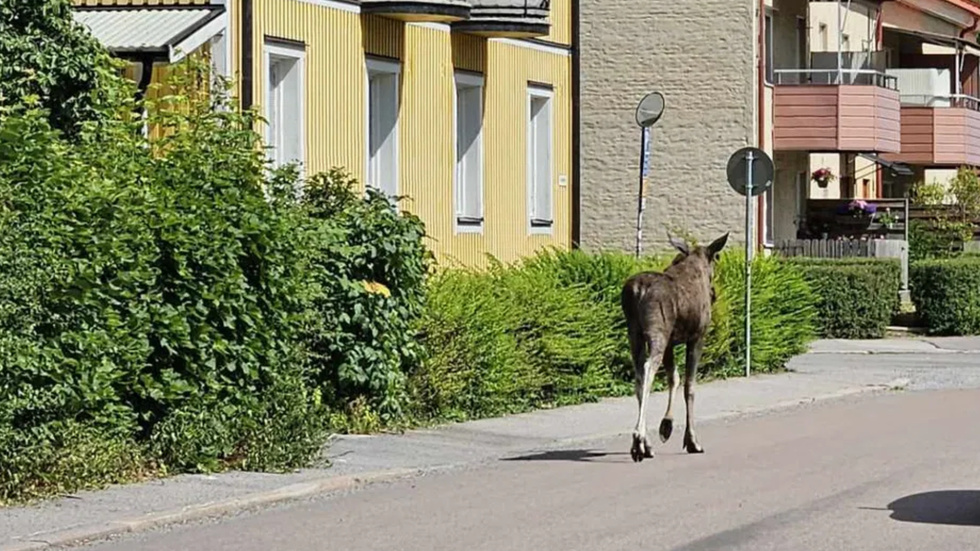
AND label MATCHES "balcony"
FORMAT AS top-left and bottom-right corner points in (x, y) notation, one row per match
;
(451, 0), (550, 38)
(879, 68), (980, 167)
(772, 52), (901, 153)
(361, 0), (471, 23)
